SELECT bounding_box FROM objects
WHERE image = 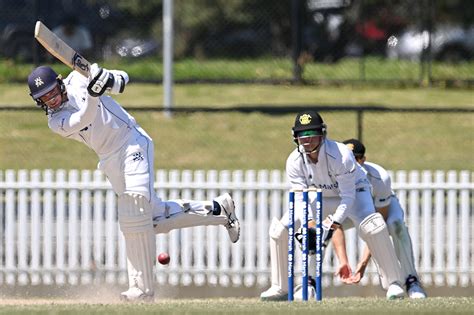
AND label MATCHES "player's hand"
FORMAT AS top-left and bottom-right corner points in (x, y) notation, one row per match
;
(108, 70), (129, 94)
(335, 263), (353, 284)
(323, 214), (341, 230)
(87, 63), (112, 97)
(348, 262), (367, 284)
